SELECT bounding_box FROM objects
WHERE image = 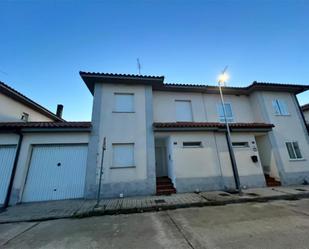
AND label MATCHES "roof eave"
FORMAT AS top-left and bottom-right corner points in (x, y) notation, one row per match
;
(80, 72), (165, 95)
(0, 83), (64, 122)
